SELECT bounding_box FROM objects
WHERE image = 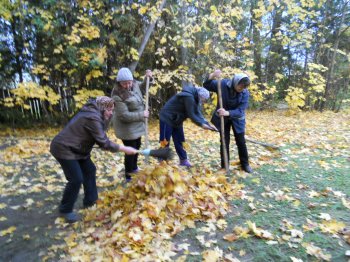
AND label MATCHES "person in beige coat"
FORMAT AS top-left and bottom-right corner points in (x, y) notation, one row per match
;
(111, 67), (153, 182)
